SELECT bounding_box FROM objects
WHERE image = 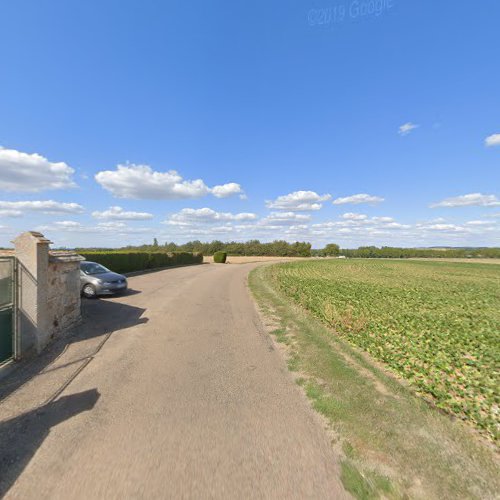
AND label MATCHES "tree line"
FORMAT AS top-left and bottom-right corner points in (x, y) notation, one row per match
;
(149, 240), (312, 257)
(313, 245), (500, 259)
(76, 239), (500, 259)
